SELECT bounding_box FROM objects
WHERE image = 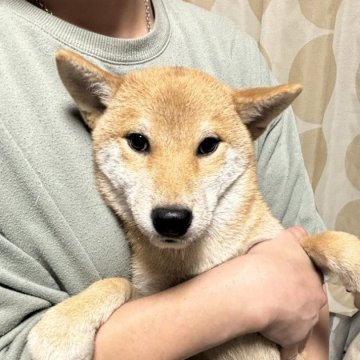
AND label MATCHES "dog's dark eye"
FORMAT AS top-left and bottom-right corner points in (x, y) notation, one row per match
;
(197, 137), (220, 156)
(126, 133), (150, 153)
